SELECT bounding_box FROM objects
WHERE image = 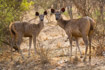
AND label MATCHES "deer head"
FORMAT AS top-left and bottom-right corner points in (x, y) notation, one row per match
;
(51, 8), (65, 20)
(35, 11), (47, 21)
